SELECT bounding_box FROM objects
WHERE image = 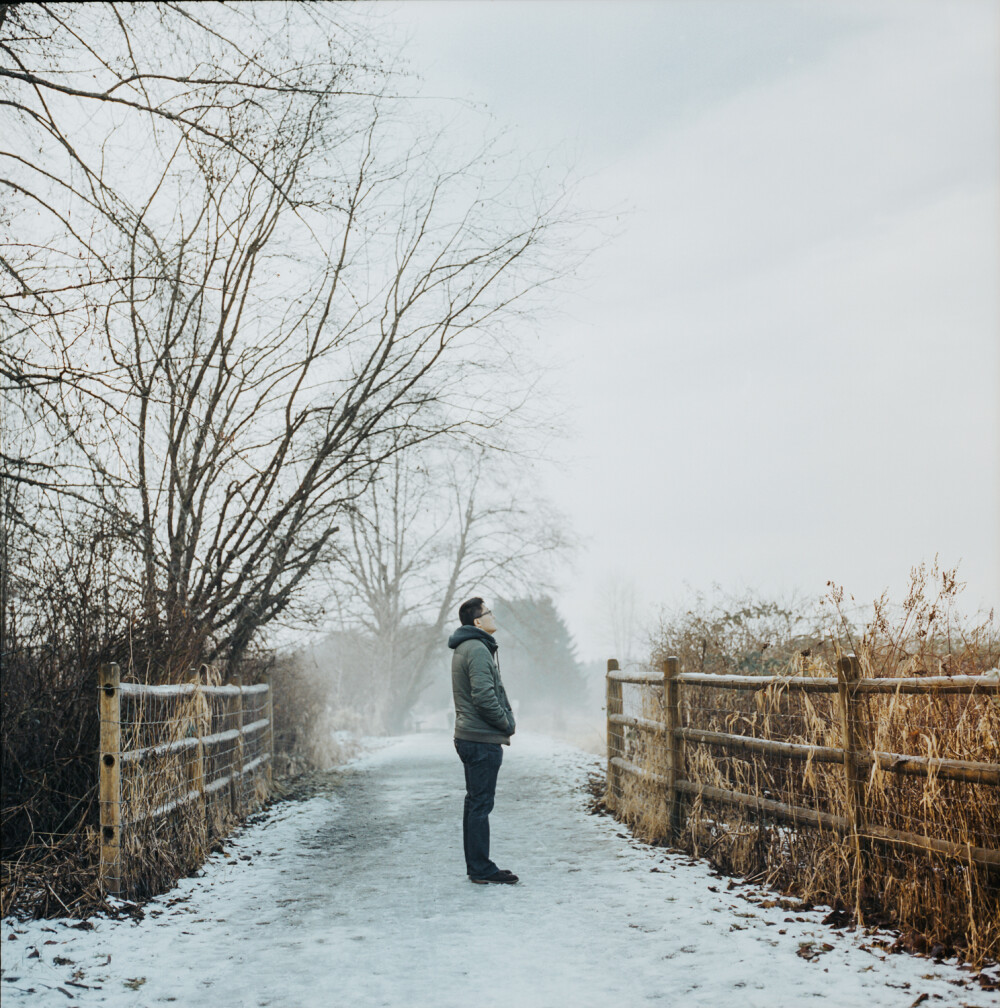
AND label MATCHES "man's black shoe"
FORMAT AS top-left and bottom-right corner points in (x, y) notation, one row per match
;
(470, 869), (519, 884)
